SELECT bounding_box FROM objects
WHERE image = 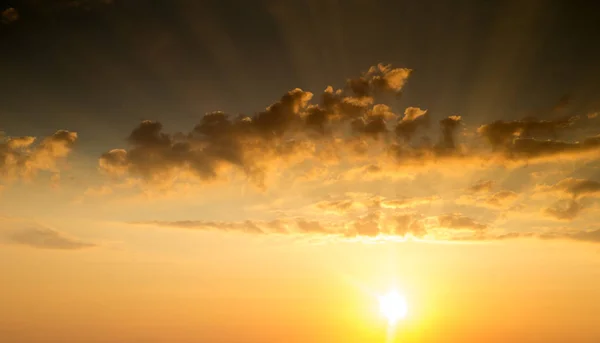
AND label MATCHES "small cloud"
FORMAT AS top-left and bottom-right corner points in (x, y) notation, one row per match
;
(468, 180), (495, 193)
(1, 130), (78, 184)
(485, 190), (518, 208)
(1, 7), (19, 24)
(1, 221), (94, 250)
